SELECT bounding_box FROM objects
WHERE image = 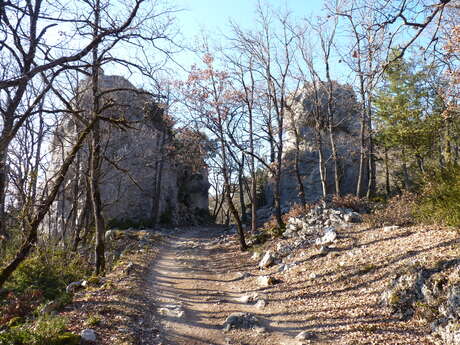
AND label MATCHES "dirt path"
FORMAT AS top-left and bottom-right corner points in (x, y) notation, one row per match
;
(149, 226), (236, 345)
(142, 224), (454, 345)
(145, 226), (326, 345)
